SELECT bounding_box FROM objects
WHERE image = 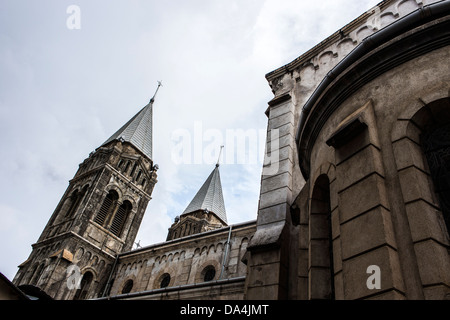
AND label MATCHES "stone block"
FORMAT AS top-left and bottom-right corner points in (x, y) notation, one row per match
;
(413, 239), (450, 286)
(268, 111), (295, 131)
(423, 284), (450, 300)
(398, 166), (439, 206)
(331, 208), (340, 240)
(308, 268), (333, 299)
(258, 186), (292, 210)
(342, 246), (404, 300)
(297, 248), (309, 277)
(340, 206), (396, 260)
(309, 239), (331, 268)
(336, 145), (385, 191)
(256, 203), (289, 226)
(405, 200), (449, 244)
(268, 100), (294, 119)
(309, 213), (329, 240)
(247, 263), (281, 287)
(260, 172), (291, 194)
(265, 131), (294, 150)
(338, 173), (389, 223)
(392, 137), (427, 172)
(262, 158), (292, 177)
(332, 237), (343, 273)
(365, 290), (406, 300)
(333, 271), (344, 300)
